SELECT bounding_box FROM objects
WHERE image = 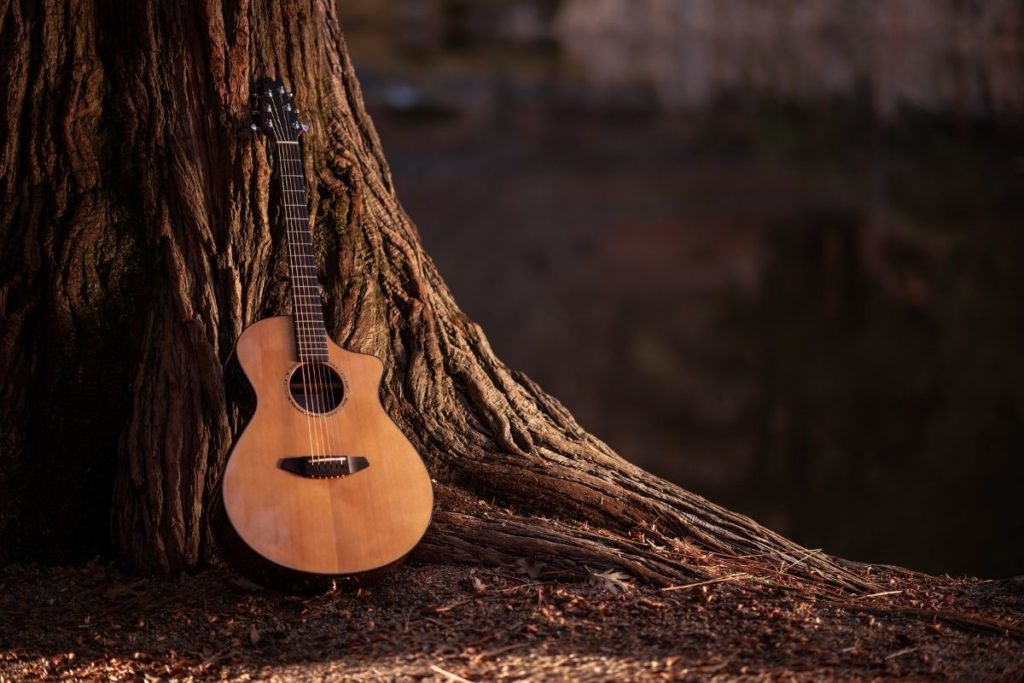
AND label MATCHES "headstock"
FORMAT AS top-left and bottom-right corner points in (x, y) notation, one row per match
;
(249, 79), (307, 142)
